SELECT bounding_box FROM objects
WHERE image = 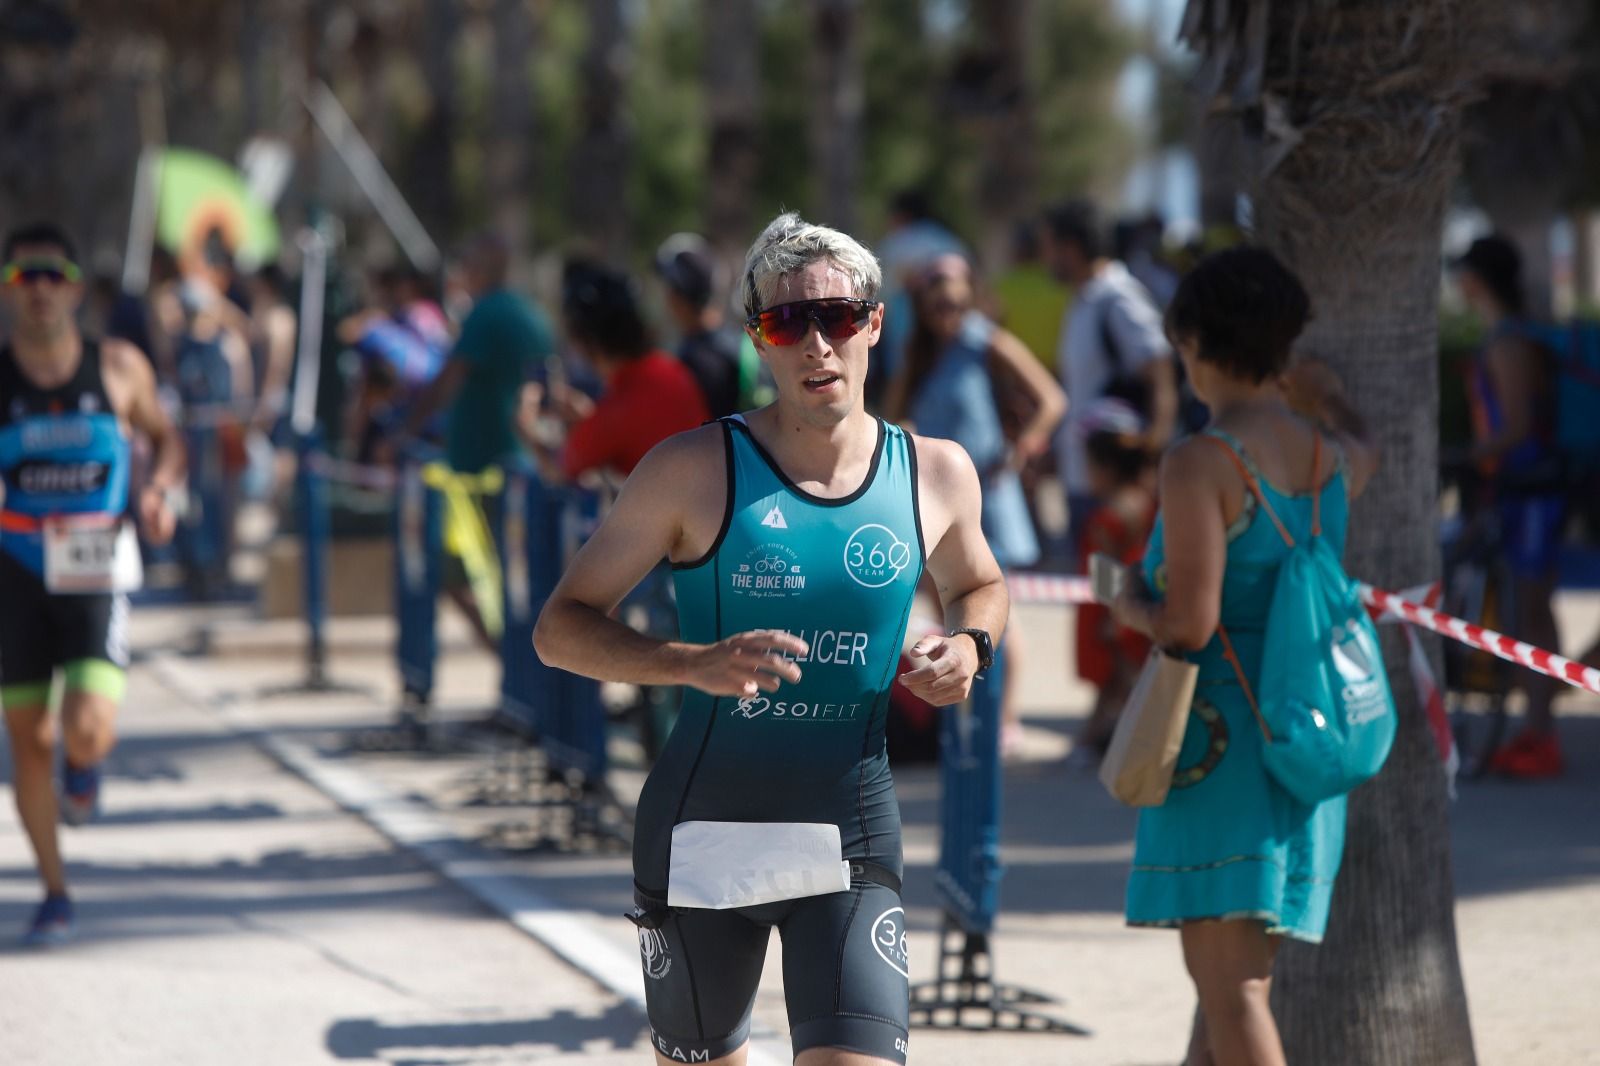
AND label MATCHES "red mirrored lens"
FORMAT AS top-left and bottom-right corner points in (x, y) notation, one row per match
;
(751, 299), (872, 345)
